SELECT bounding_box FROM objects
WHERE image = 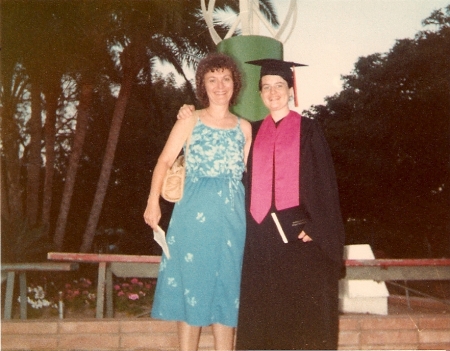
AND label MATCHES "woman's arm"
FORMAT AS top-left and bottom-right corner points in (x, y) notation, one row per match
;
(143, 115), (196, 229)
